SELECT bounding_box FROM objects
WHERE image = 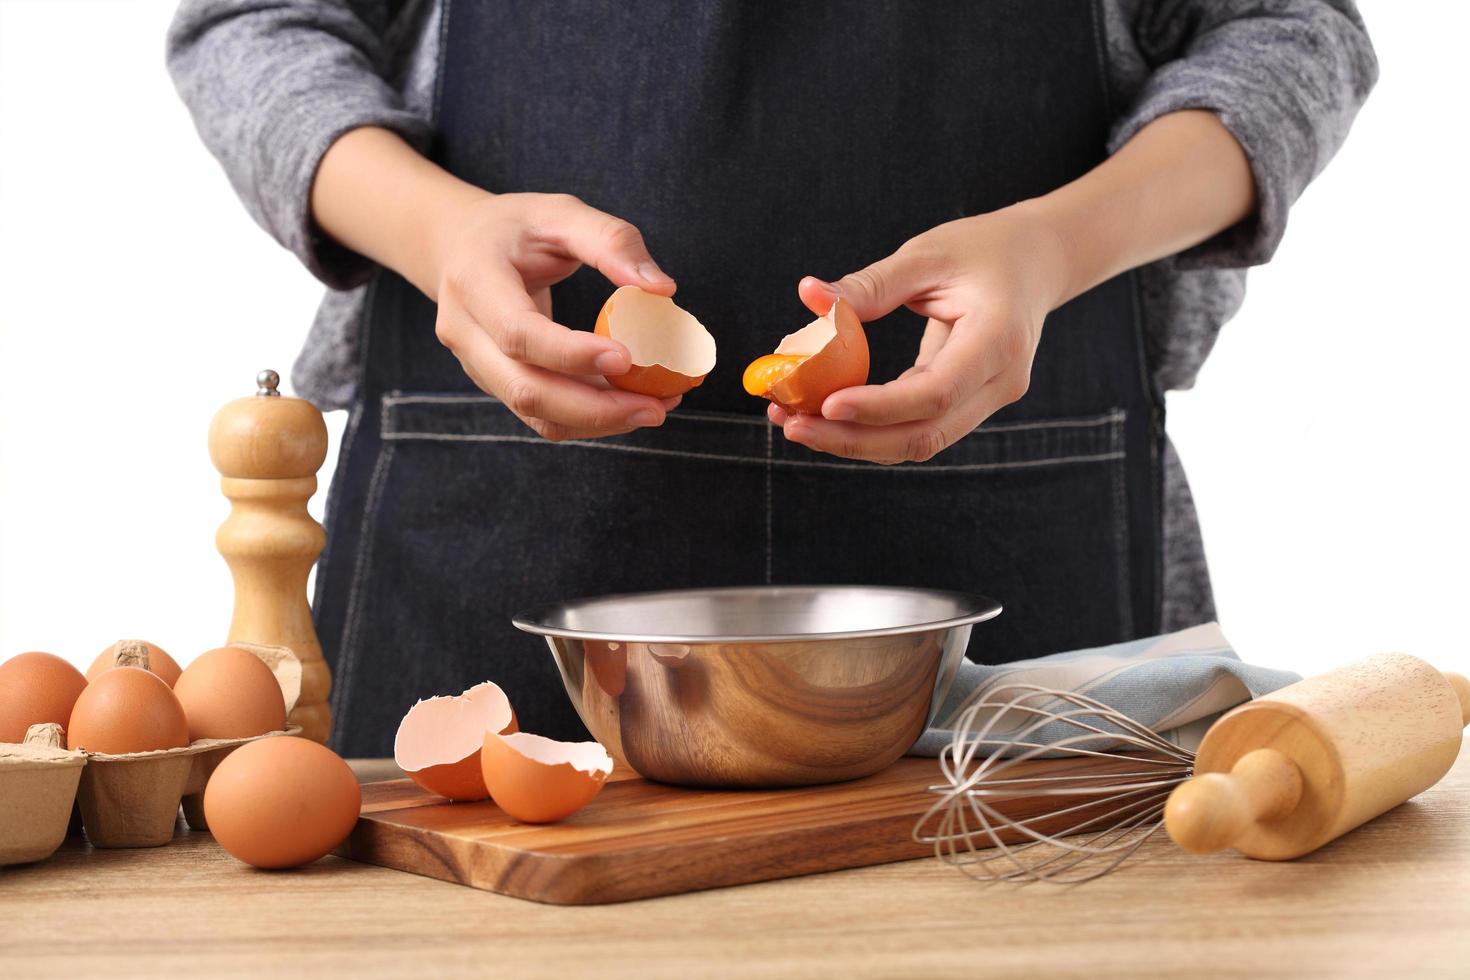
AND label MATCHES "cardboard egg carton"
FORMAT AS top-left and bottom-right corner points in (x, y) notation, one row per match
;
(0, 723), (87, 865)
(0, 642), (303, 859)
